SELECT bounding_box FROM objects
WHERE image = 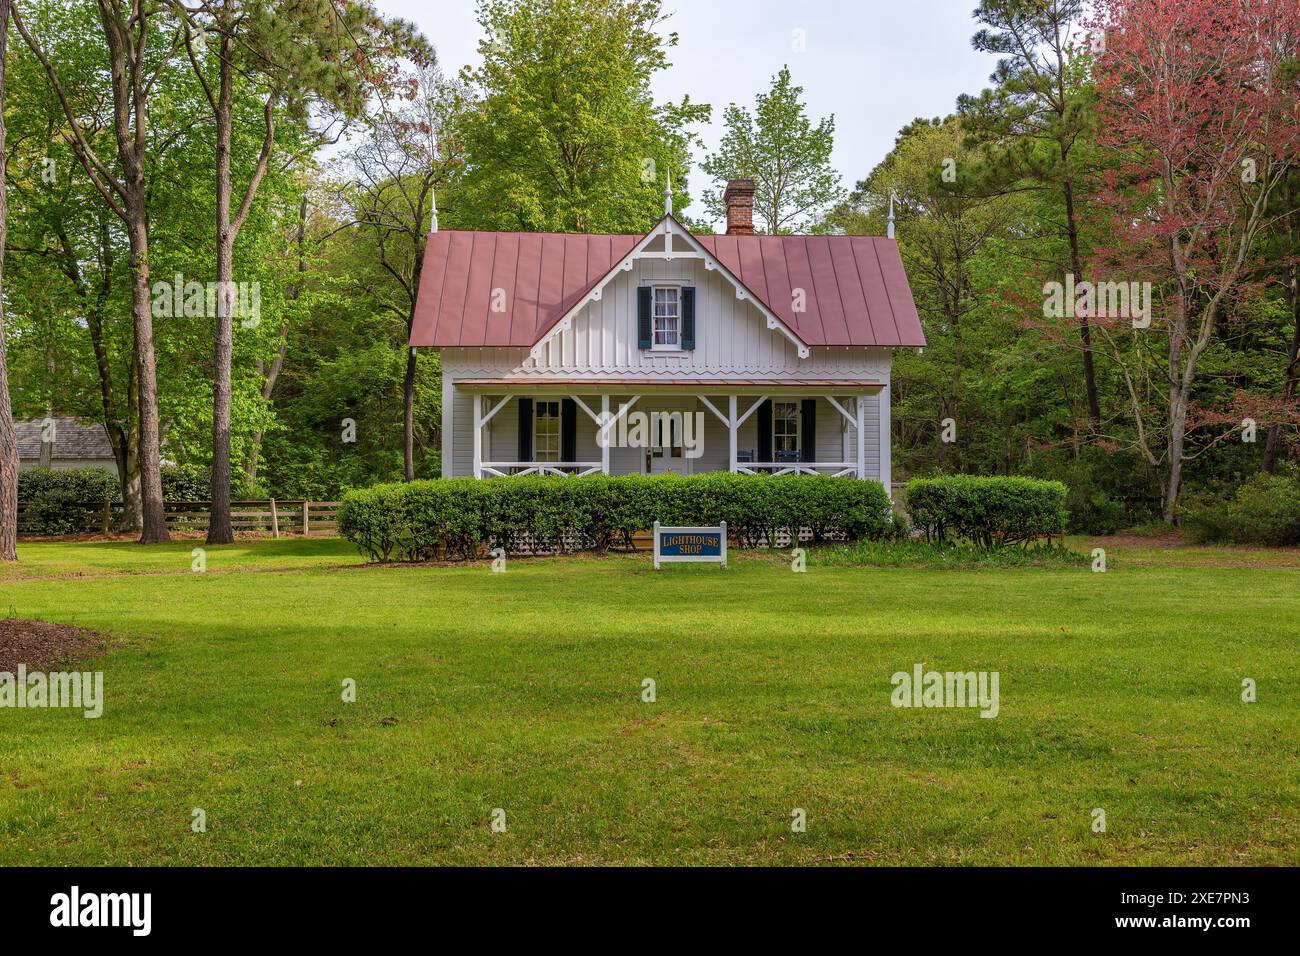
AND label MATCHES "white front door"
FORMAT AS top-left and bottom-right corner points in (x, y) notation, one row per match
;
(645, 412), (689, 475)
